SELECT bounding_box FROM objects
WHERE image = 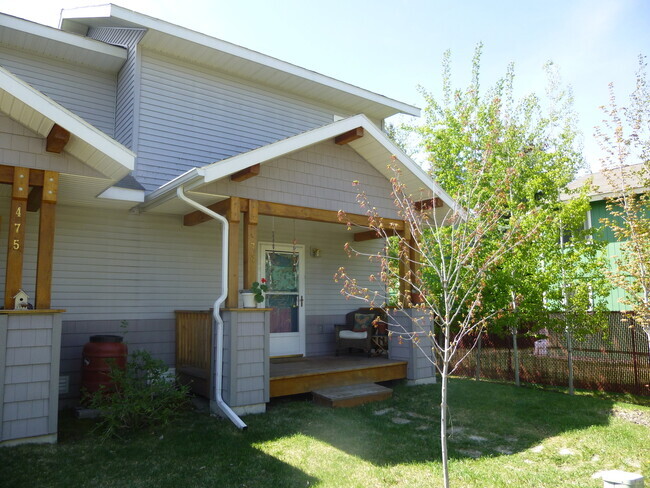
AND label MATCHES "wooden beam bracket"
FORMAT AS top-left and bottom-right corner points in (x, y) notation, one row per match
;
(46, 124), (70, 154)
(335, 127), (364, 145)
(231, 164), (260, 182)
